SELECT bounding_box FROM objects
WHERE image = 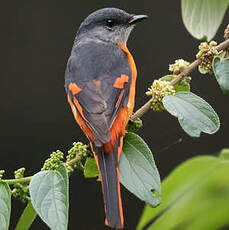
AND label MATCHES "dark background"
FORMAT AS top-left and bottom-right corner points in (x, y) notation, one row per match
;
(1, 1), (229, 229)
